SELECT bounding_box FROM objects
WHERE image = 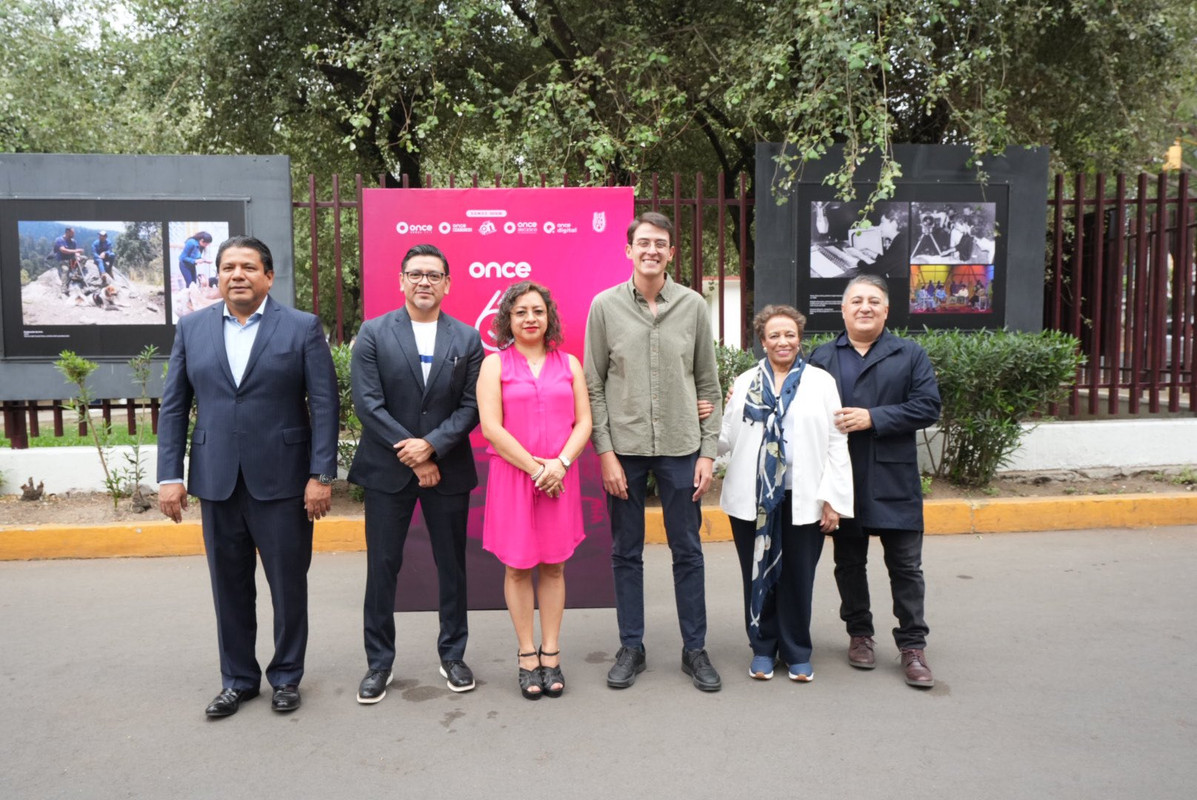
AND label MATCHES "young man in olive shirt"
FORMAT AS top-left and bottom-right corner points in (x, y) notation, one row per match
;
(584, 212), (724, 692)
